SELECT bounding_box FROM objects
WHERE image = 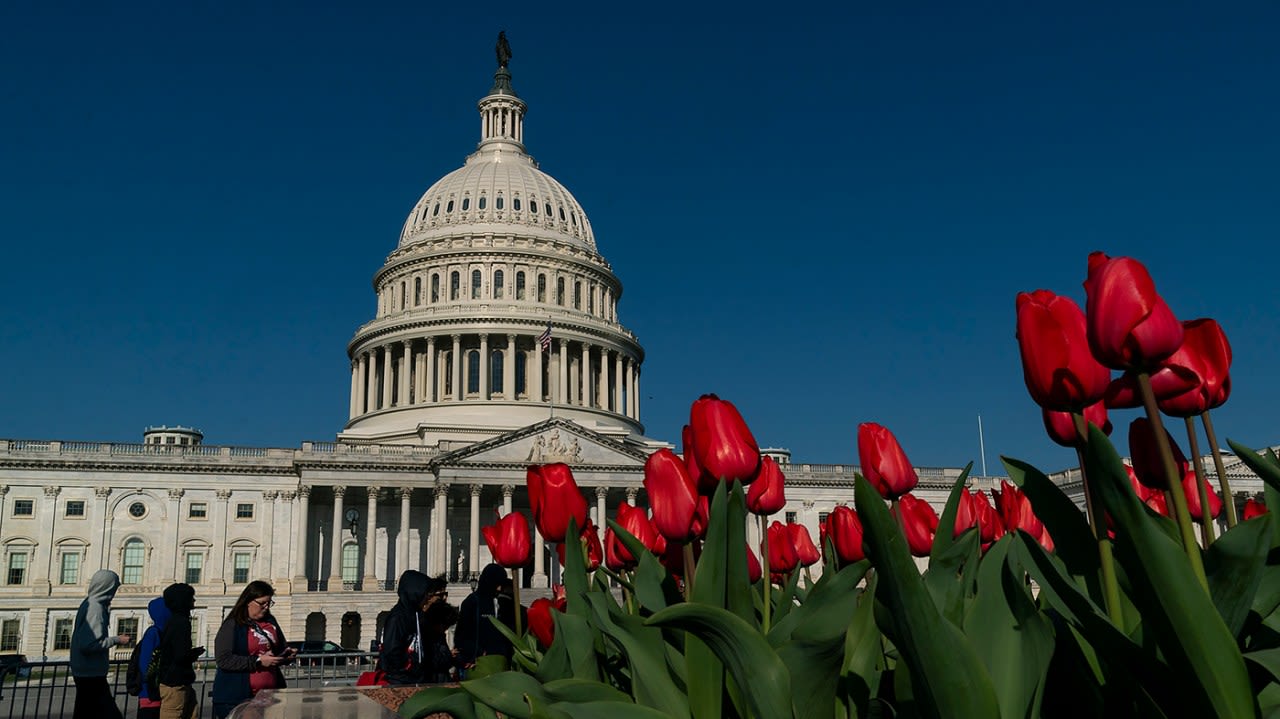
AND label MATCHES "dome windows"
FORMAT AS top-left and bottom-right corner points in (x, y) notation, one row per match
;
(414, 277), (422, 306)
(494, 270), (505, 299)
(559, 207), (566, 222)
(513, 197), (522, 212)
(471, 270), (482, 299)
(450, 271), (460, 301)
(556, 278), (565, 306)
(530, 200), (537, 214)
(545, 203), (553, 217)
(478, 195), (487, 210)
(433, 203), (440, 217)
(446, 200), (455, 213)
(516, 271), (526, 300)
(574, 281), (582, 310)
(537, 274), (546, 303)
(496, 195), (504, 210)
(461, 197), (470, 211)
(431, 274), (440, 303)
